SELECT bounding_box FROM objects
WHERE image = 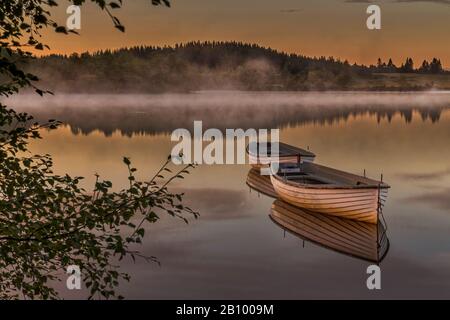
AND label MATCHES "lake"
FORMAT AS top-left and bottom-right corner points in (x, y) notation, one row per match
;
(7, 91), (450, 299)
